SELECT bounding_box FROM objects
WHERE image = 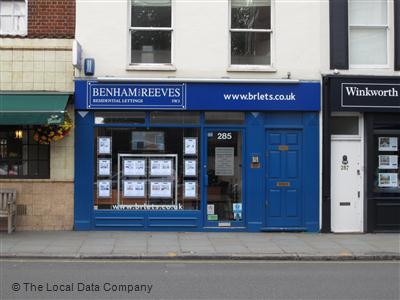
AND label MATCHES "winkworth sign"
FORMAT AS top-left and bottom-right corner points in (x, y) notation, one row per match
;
(74, 80), (320, 111)
(328, 76), (400, 112)
(342, 83), (400, 108)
